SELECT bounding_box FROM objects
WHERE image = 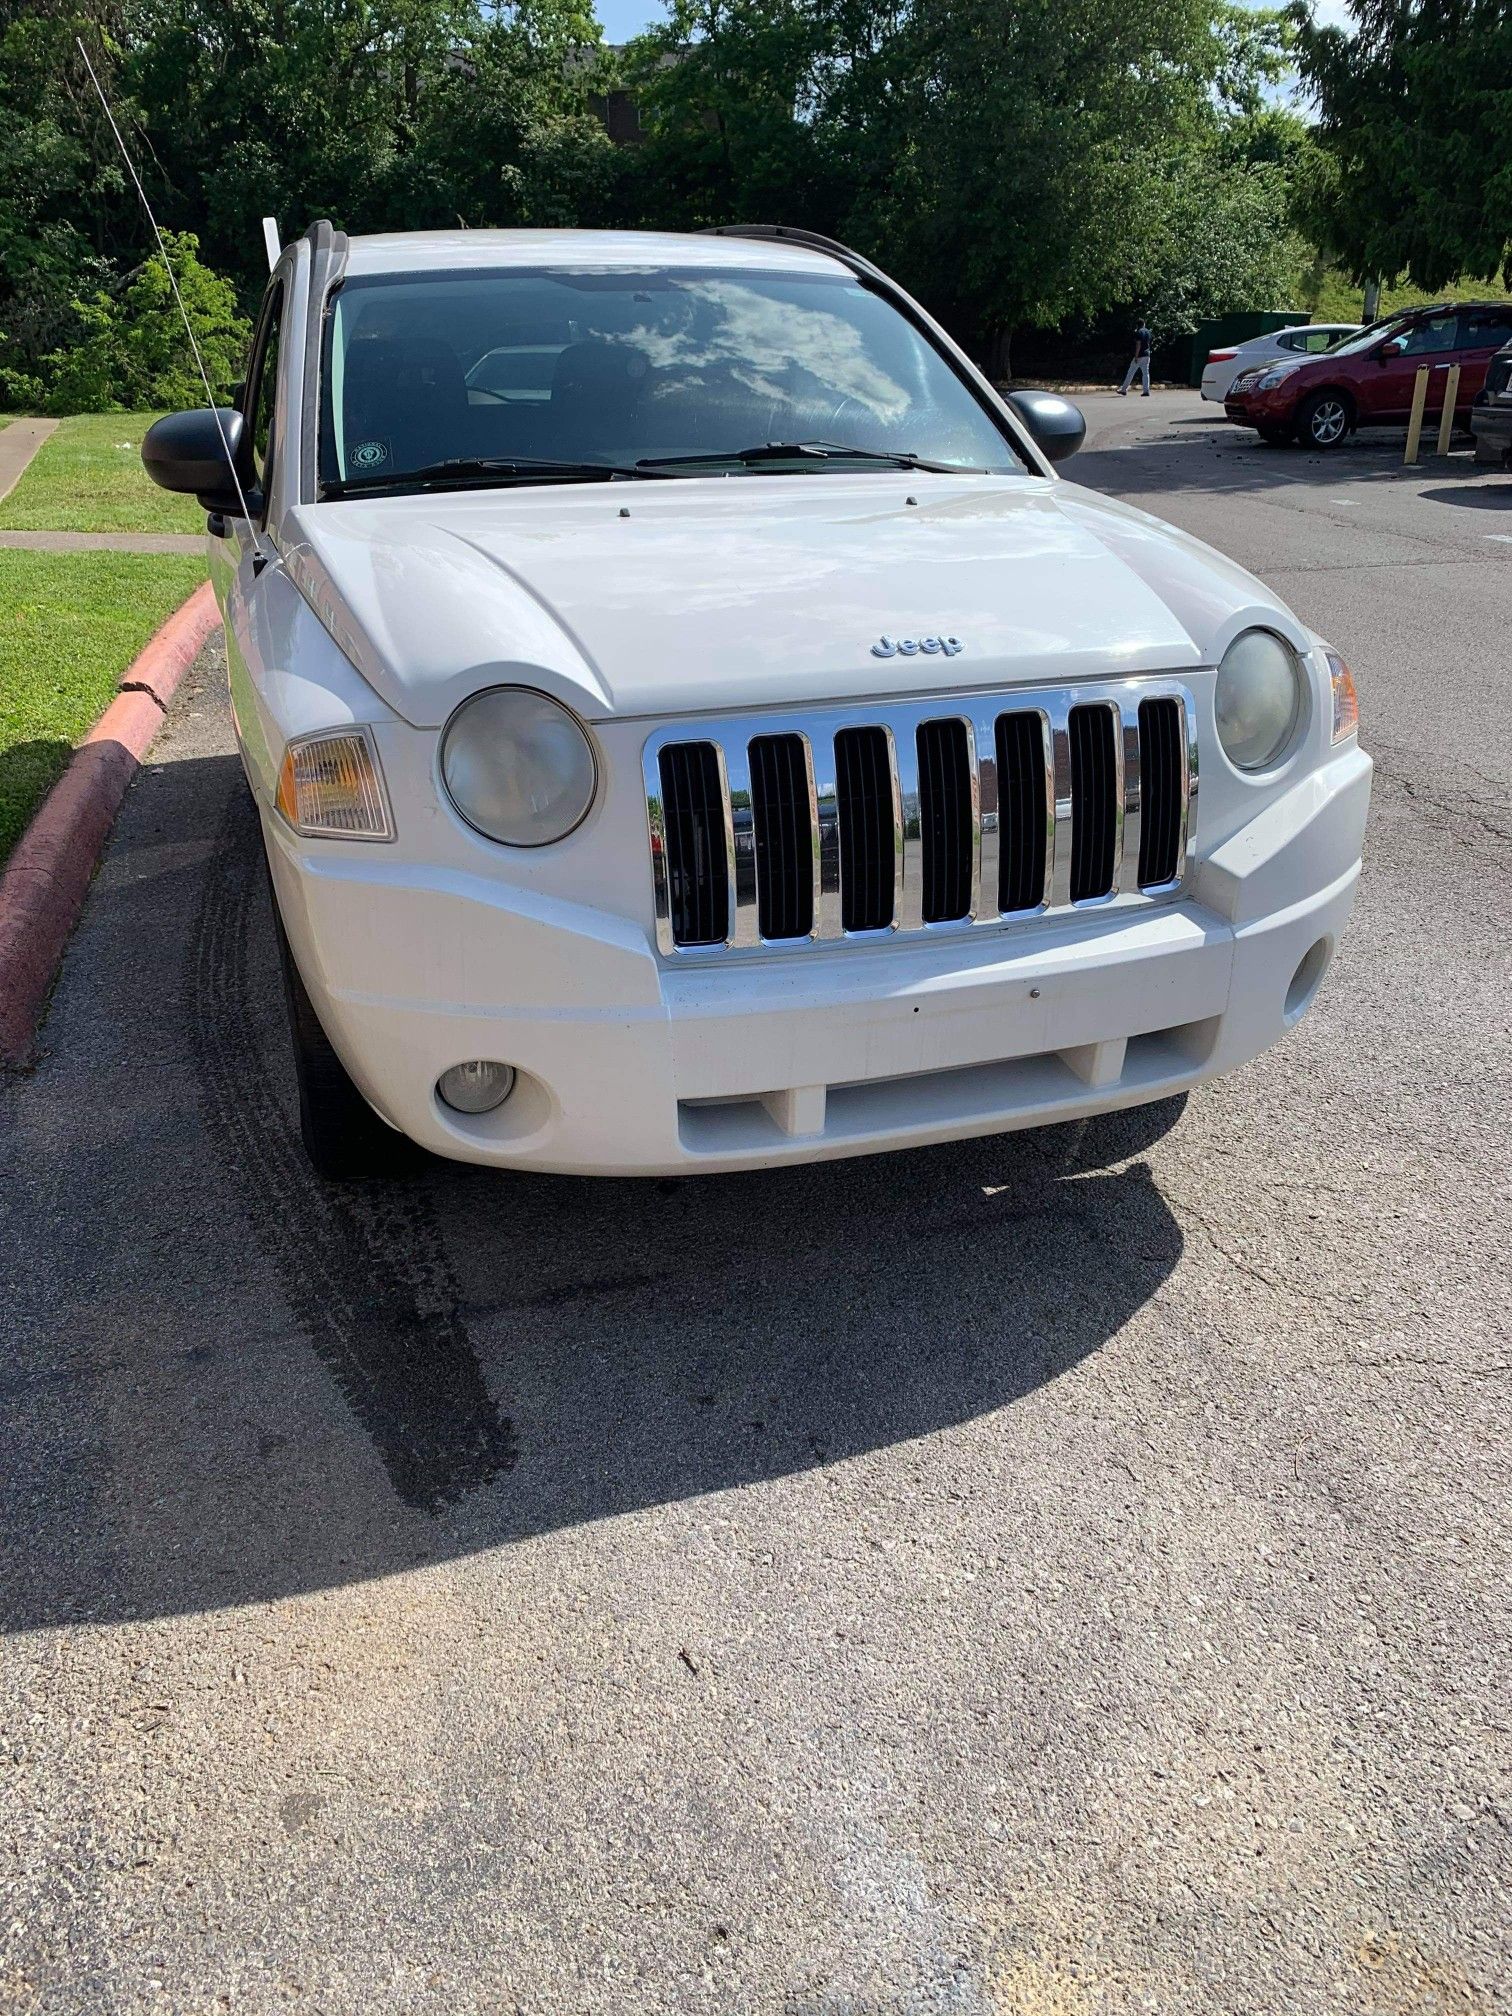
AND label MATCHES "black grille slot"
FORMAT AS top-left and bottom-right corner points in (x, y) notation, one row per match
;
(835, 726), (895, 932)
(657, 742), (728, 945)
(918, 718), (973, 922)
(995, 711), (1048, 911)
(1069, 704), (1118, 901)
(750, 734), (814, 940)
(1137, 697), (1184, 887)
